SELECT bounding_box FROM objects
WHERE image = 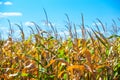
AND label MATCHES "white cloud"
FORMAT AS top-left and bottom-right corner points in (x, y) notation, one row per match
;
(0, 27), (8, 31)
(76, 29), (81, 33)
(0, 26), (9, 36)
(92, 22), (101, 26)
(0, 1), (13, 5)
(0, 12), (22, 17)
(59, 31), (69, 35)
(41, 21), (56, 27)
(0, 2), (2, 5)
(16, 30), (21, 33)
(58, 29), (82, 37)
(4, 1), (13, 5)
(24, 22), (34, 26)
